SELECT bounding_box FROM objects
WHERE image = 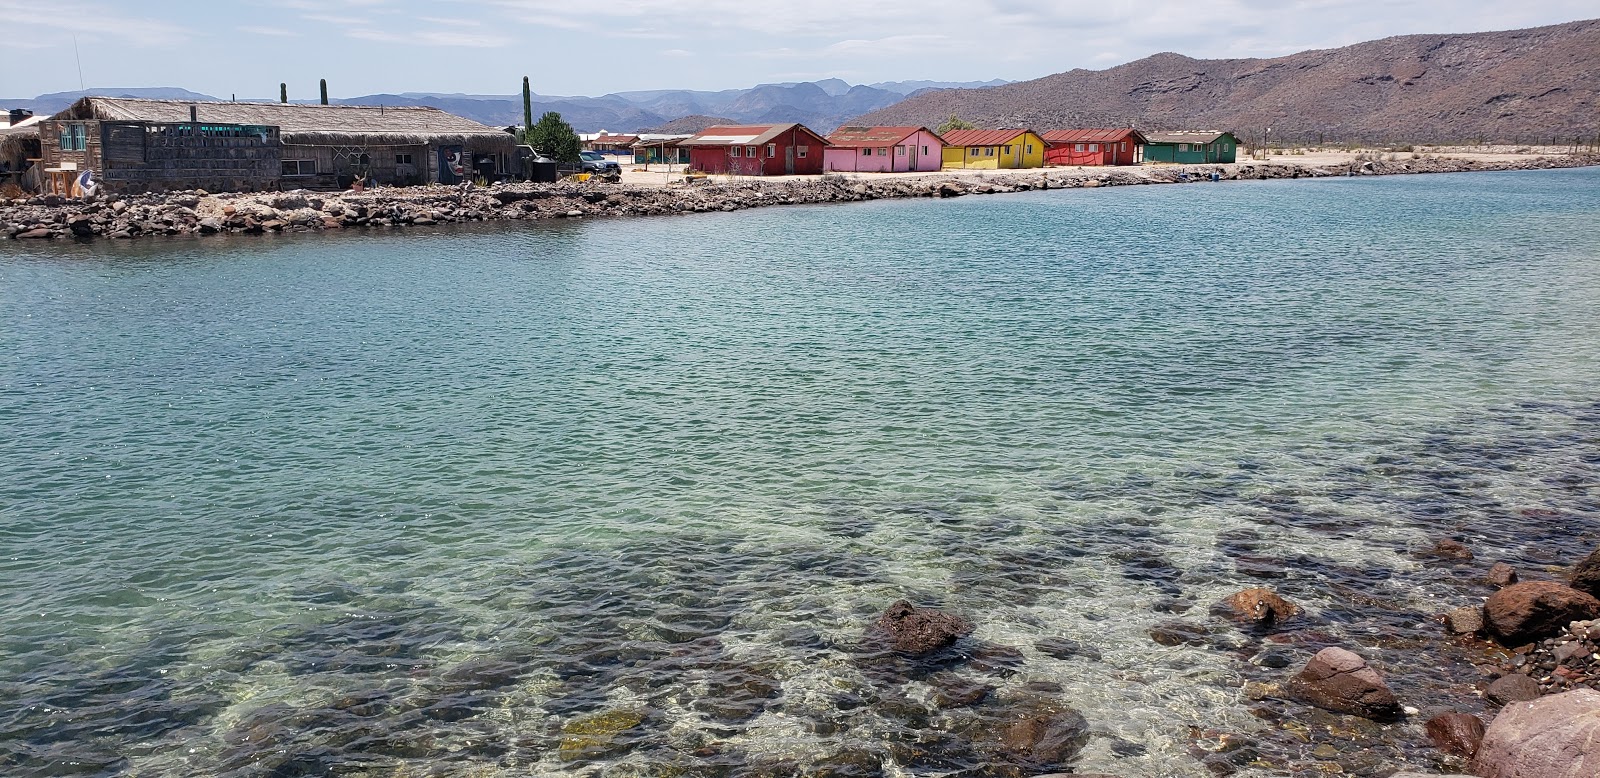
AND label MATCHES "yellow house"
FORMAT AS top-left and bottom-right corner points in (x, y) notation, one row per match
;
(939, 128), (1046, 169)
